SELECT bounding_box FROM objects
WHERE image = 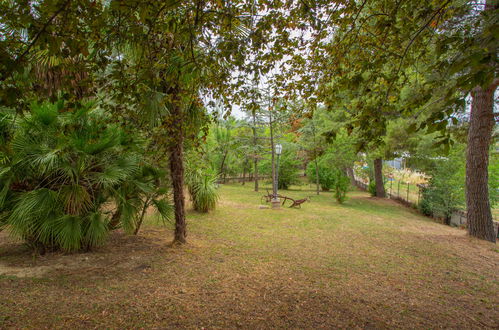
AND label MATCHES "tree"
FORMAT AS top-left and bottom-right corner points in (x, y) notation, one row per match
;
(301, 0), (497, 241)
(0, 101), (171, 252)
(101, 1), (250, 244)
(306, 160), (336, 191)
(373, 158), (386, 198)
(298, 107), (324, 195)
